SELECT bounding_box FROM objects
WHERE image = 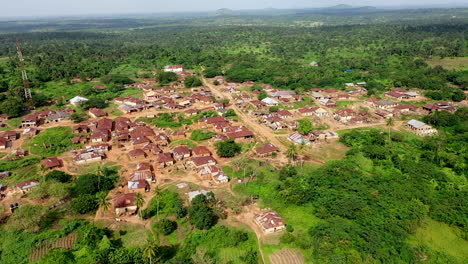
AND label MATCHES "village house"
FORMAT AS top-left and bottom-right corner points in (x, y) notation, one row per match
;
(423, 102), (457, 112)
(0, 138), (8, 149)
(393, 104), (419, 114)
(373, 101), (398, 110)
(69, 96), (89, 106)
(23, 127), (39, 138)
(227, 127), (255, 141)
(157, 153), (175, 168)
(187, 156), (217, 169)
(277, 109), (293, 119)
(334, 109), (355, 123)
(97, 118), (113, 131)
(74, 151), (105, 164)
(141, 143), (162, 155)
(21, 114), (40, 128)
(16, 179), (40, 193)
(154, 133), (170, 146)
(375, 109), (394, 119)
(91, 129), (110, 143)
(319, 99), (338, 108)
(288, 133), (310, 145)
(0, 131), (19, 141)
(85, 144), (110, 152)
(309, 130), (339, 141)
(407, 120), (438, 136)
(45, 111), (71, 124)
(164, 65), (184, 73)
(12, 148), (27, 158)
(254, 211), (286, 234)
(113, 193), (138, 216)
(41, 157), (62, 169)
(197, 165), (227, 182)
(192, 146), (211, 157)
(255, 143), (279, 157)
(128, 179), (150, 192)
(172, 146), (191, 160)
(130, 170), (154, 183)
(199, 116), (229, 127)
(128, 149), (147, 159)
(73, 124), (90, 134)
(261, 97), (279, 106)
(88, 108), (107, 118)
